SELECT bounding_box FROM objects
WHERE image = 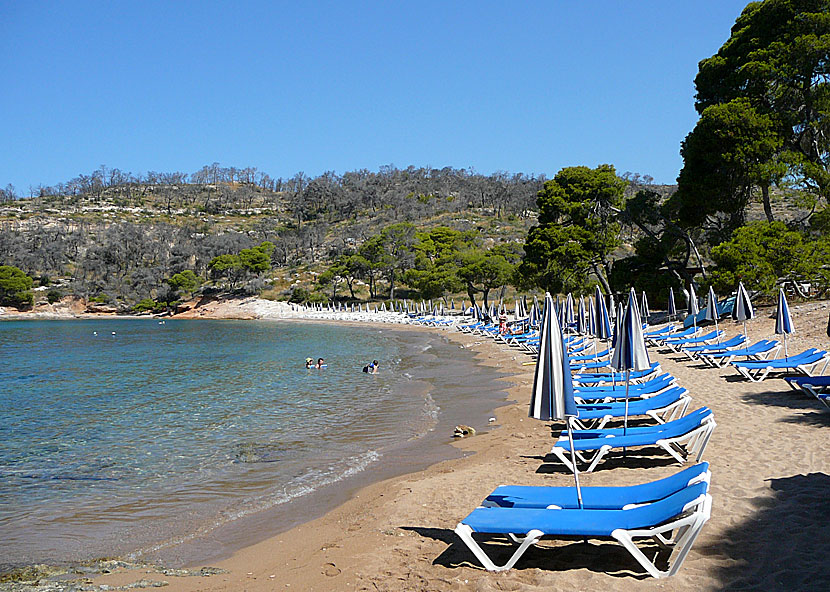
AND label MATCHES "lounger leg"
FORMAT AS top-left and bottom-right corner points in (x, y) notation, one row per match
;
(454, 524), (543, 572)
